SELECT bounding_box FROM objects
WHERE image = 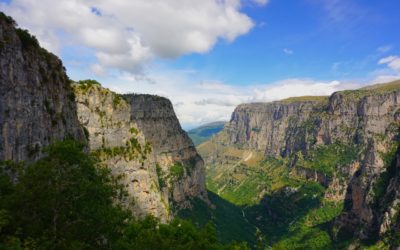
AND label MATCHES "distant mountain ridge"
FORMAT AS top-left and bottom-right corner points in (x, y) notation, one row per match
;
(187, 121), (226, 145)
